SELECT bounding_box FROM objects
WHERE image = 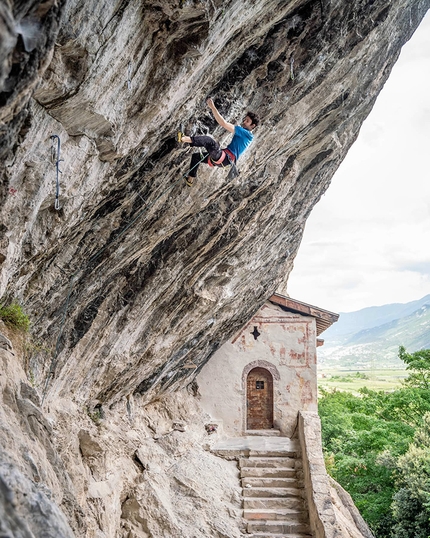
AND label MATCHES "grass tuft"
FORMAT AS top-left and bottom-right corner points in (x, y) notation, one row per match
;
(0, 302), (30, 332)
